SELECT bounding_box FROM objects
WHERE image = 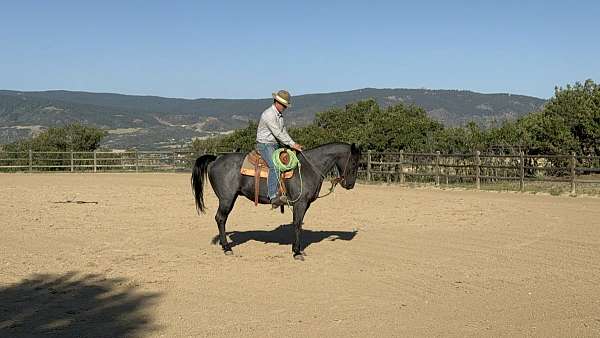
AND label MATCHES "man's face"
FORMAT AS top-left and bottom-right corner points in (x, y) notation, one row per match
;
(275, 101), (287, 113)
